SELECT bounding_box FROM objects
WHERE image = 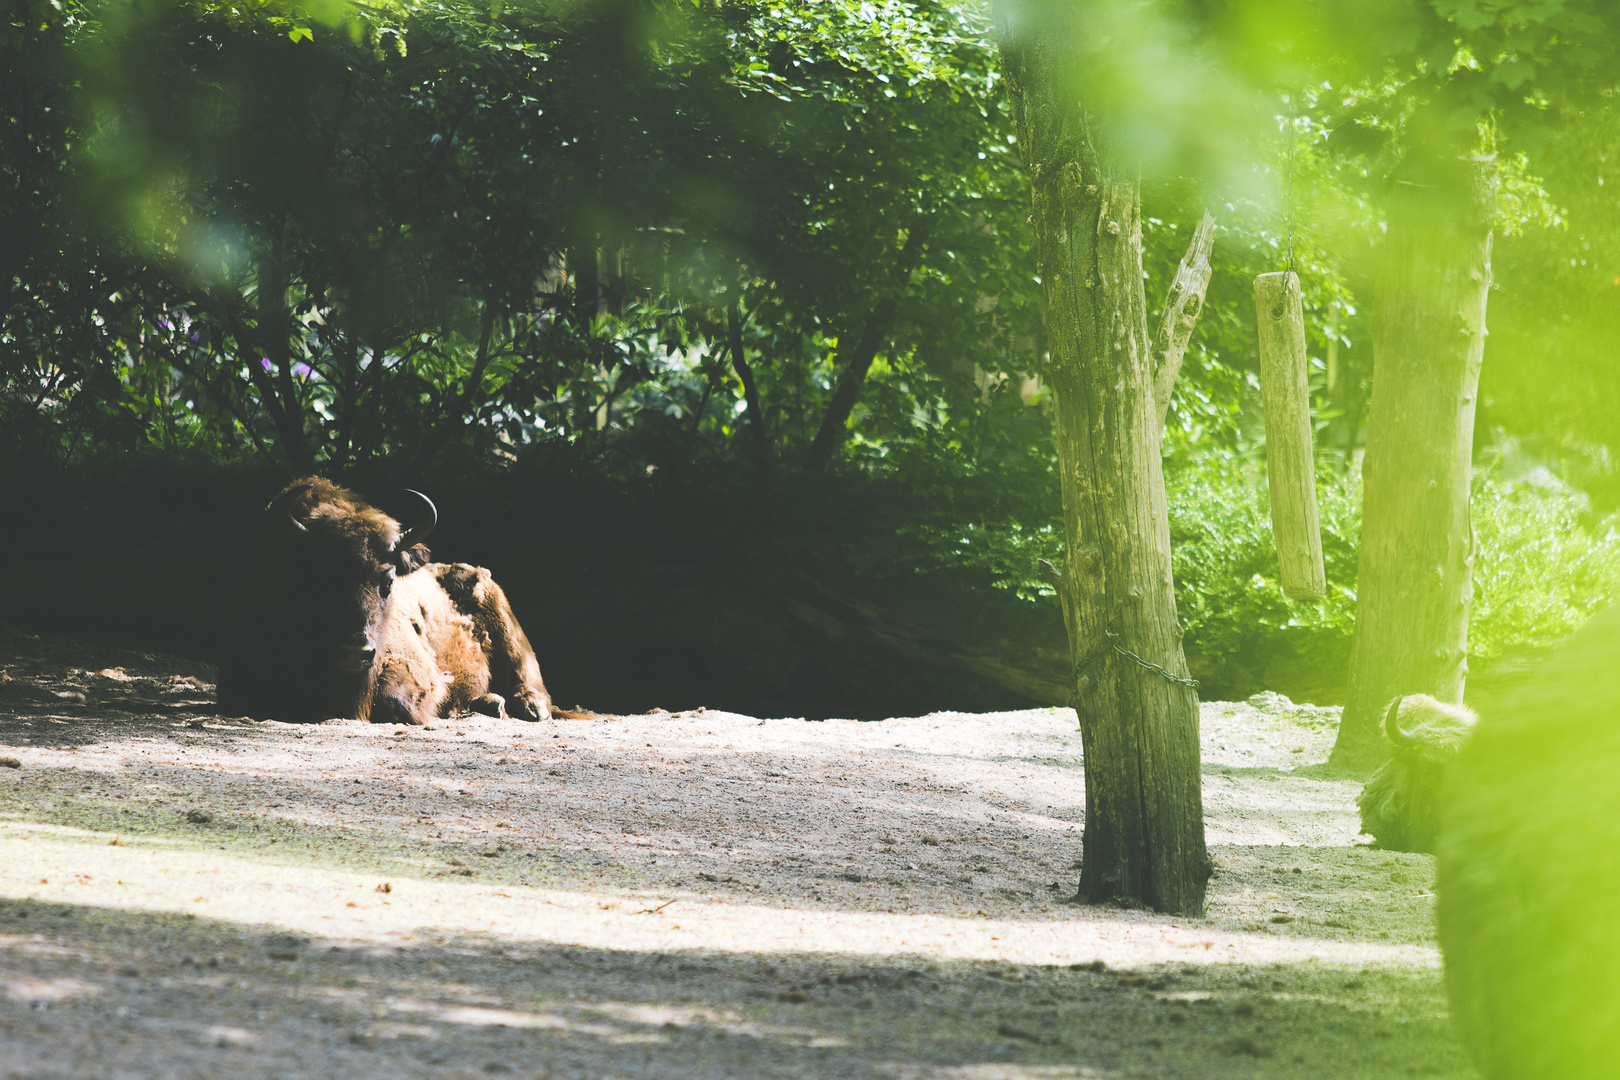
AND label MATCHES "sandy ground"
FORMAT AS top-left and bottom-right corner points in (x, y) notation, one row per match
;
(0, 635), (1469, 1079)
